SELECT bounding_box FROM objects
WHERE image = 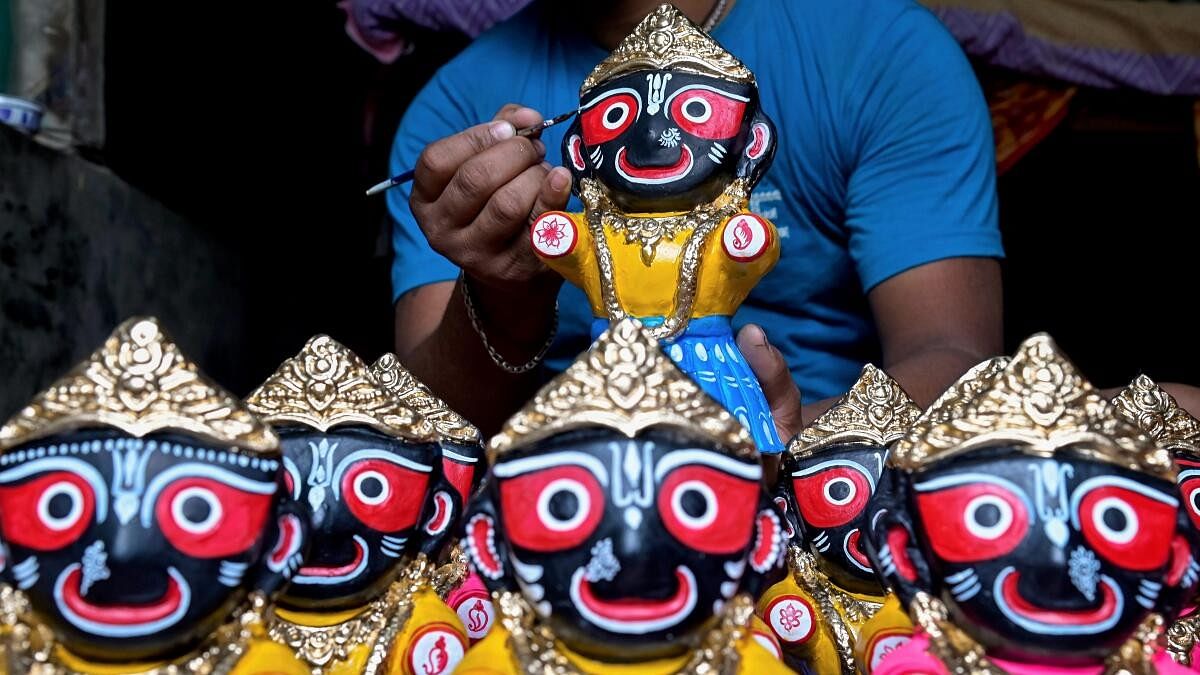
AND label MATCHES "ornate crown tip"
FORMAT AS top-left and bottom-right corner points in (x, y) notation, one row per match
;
(581, 2), (754, 93)
(245, 335), (435, 442)
(370, 353), (481, 444)
(0, 316), (278, 454)
(890, 335), (1173, 480)
(791, 364), (920, 457)
(489, 318), (755, 462)
(1113, 374), (1200, 456)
